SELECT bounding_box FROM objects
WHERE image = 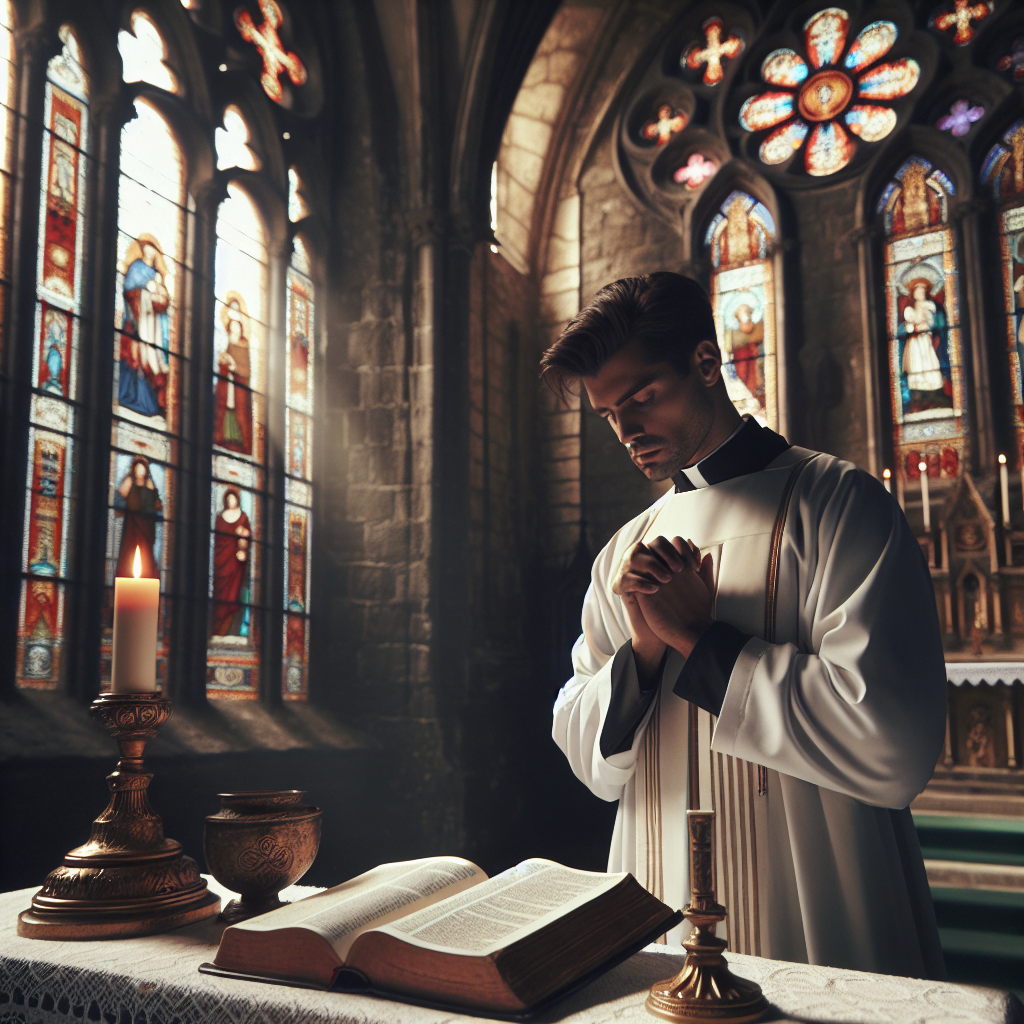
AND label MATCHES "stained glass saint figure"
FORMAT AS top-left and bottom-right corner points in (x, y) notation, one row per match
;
(898, 273), (952, 414)
(114, 456), (162, 579)
(211, 486), (252, 636)
(214, 292), (254, 454)
(118, 234), (171, 416)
